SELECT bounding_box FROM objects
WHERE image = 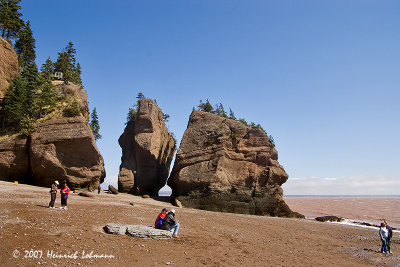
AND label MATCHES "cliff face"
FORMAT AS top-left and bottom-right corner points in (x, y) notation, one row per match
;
(118, 99), (176, 195)
(0, 40), (105, 189)
(0, 84), (106, 190)
(168, 110), (301, 217)
(0, 37), (18, 98)
(29, 116), (105, 189)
